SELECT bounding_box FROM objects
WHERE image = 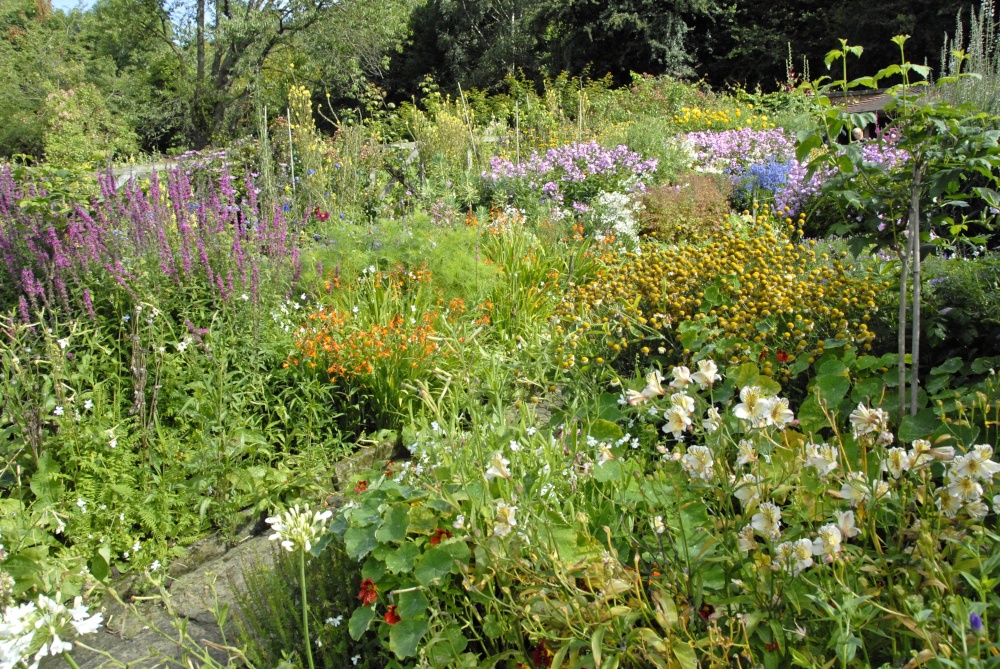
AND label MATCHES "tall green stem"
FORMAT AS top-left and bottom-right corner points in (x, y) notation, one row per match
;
(300, 549), (315, 669)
